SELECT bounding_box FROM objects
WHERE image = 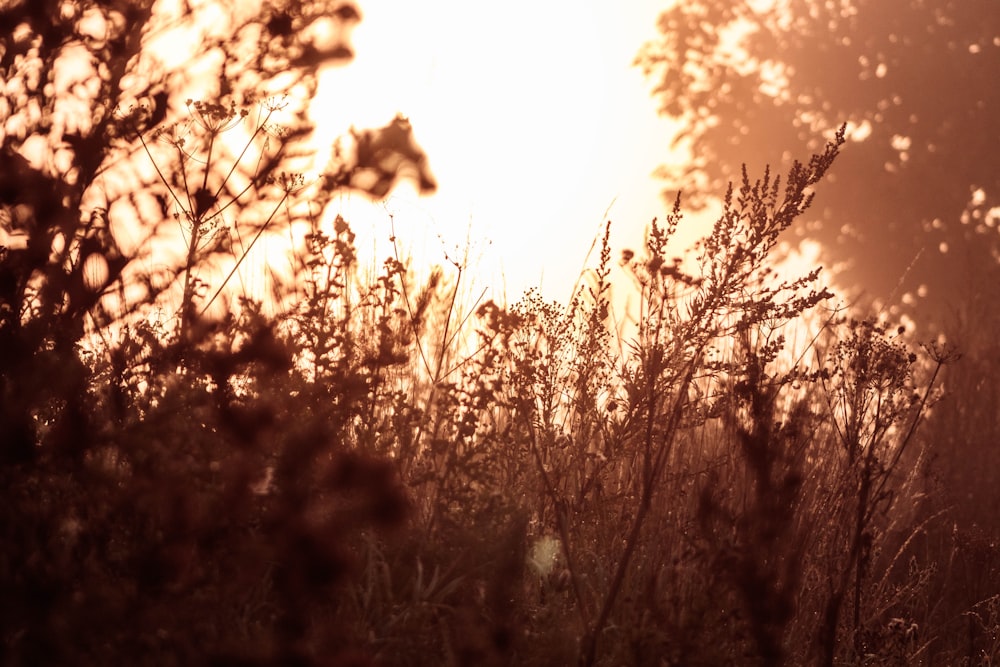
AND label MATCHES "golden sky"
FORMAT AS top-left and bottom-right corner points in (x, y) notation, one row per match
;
(311, 0), (680, 303)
